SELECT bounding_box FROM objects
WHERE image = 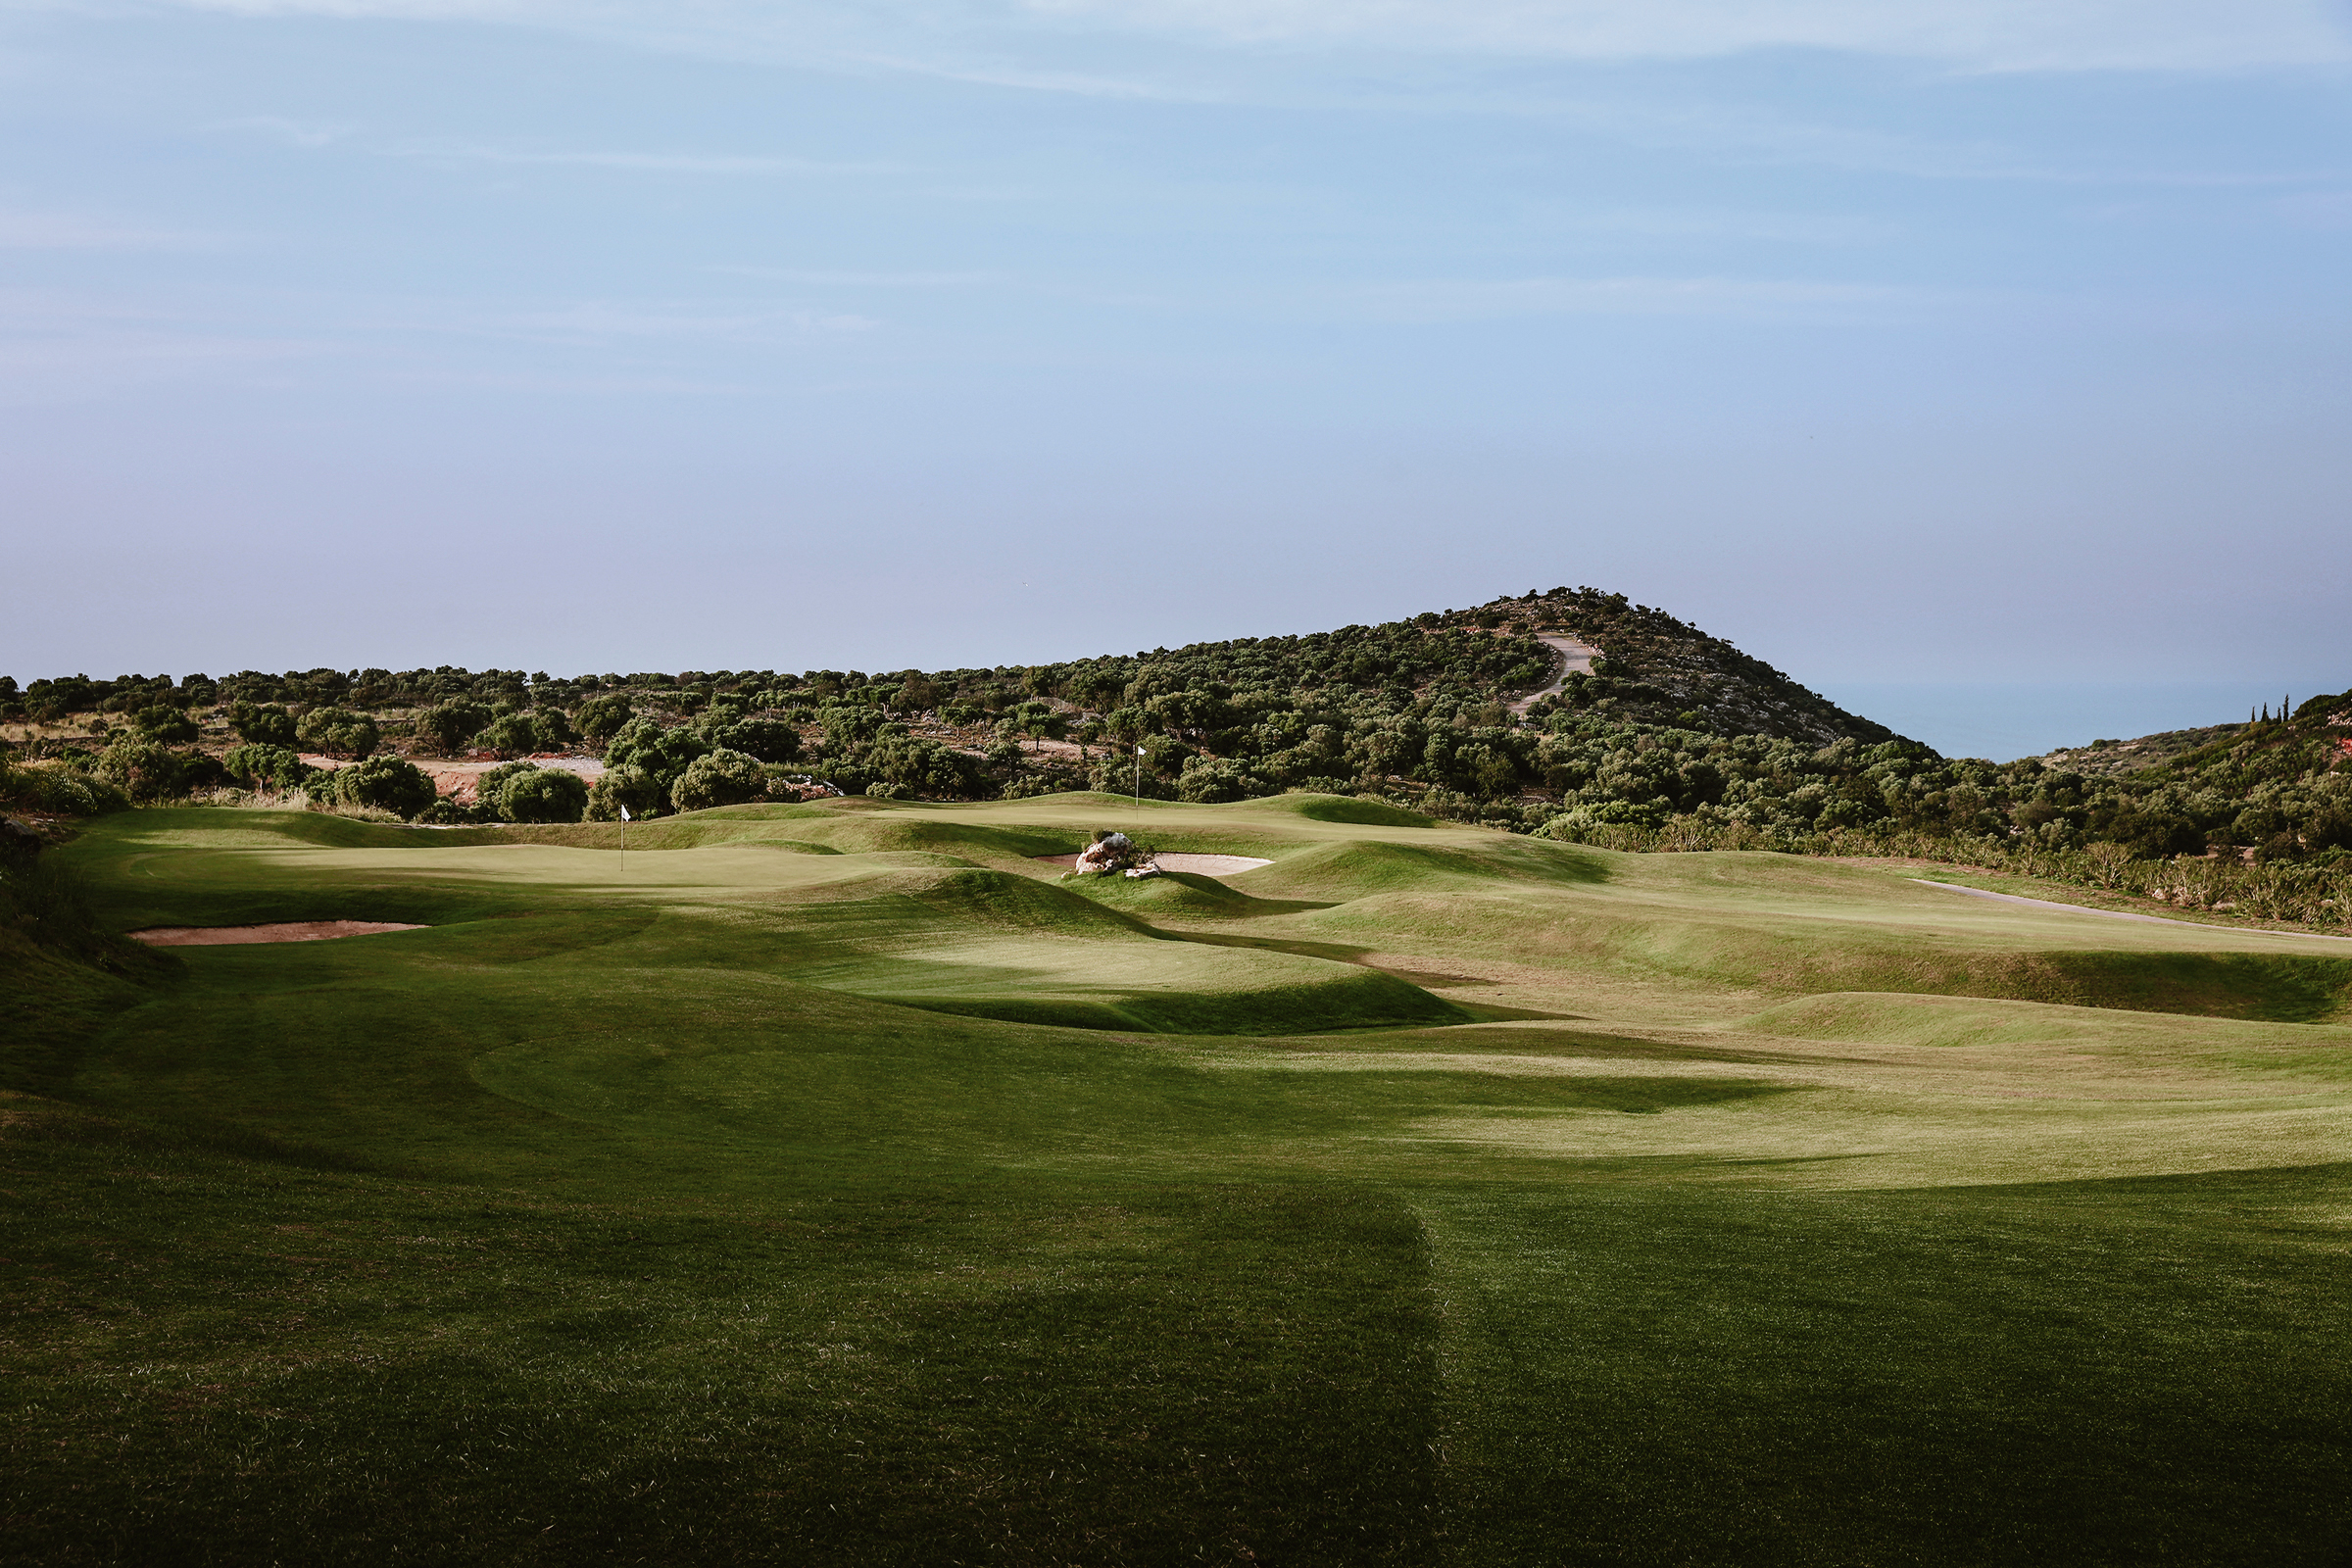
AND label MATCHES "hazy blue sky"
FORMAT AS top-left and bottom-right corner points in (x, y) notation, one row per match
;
(4, 0), (2347, 757)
